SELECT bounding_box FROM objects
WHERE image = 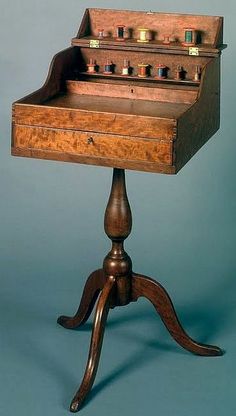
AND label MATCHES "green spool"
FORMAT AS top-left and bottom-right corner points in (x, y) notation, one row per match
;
(185, 29), (193, 44)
